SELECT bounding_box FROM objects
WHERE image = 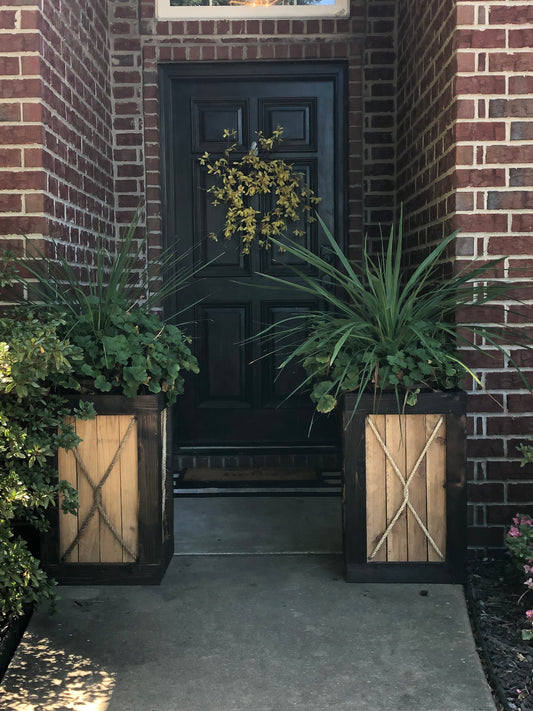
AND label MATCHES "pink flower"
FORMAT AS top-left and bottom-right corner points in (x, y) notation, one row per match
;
(509, 526), (521, 538)
(526, 610), (533, 619)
